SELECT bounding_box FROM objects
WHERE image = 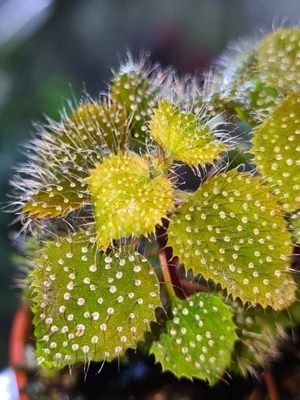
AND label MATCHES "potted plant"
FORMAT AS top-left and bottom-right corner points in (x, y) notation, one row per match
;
(6, 27), (300, 399)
